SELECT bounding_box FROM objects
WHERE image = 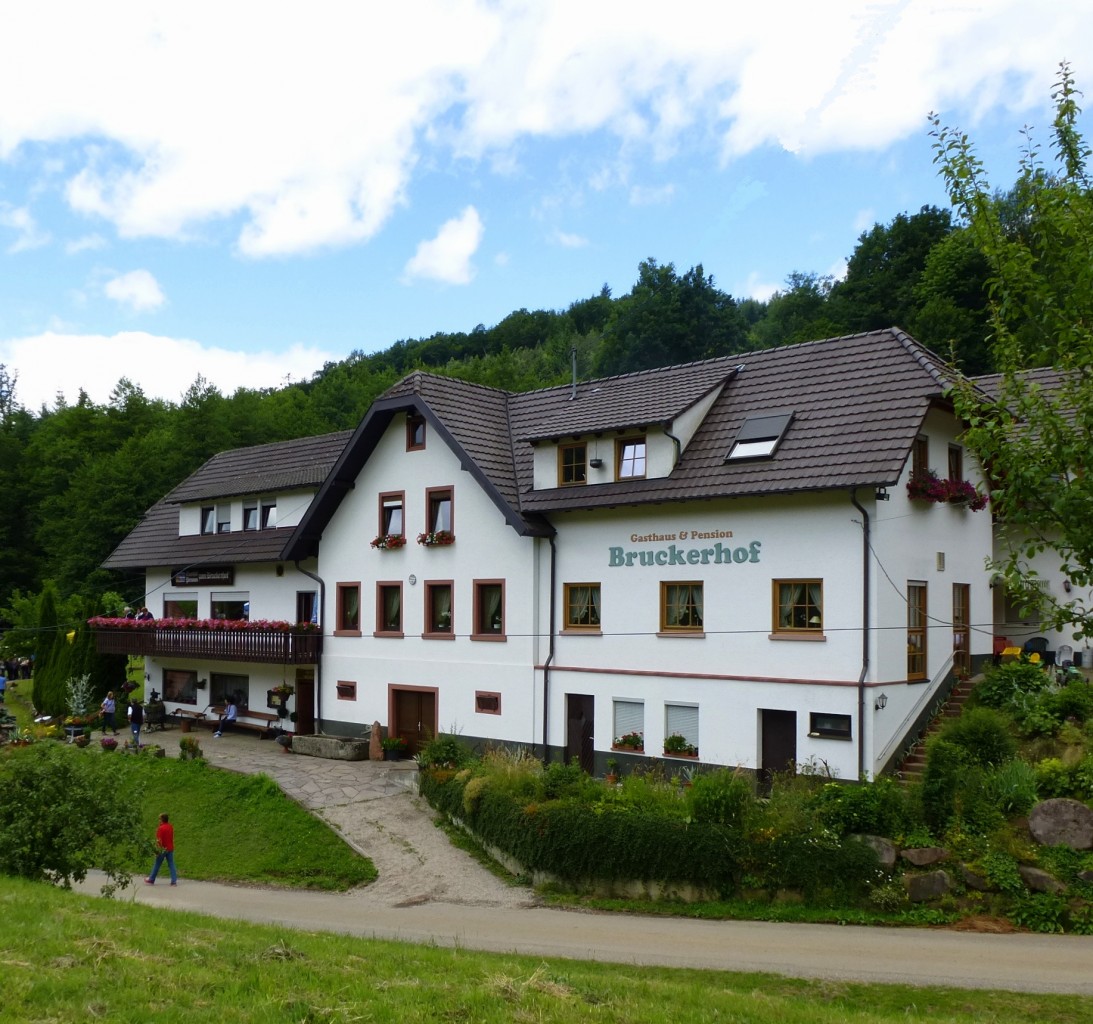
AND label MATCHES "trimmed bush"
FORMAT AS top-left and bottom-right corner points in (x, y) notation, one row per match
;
(939, 707), (1017, 767)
